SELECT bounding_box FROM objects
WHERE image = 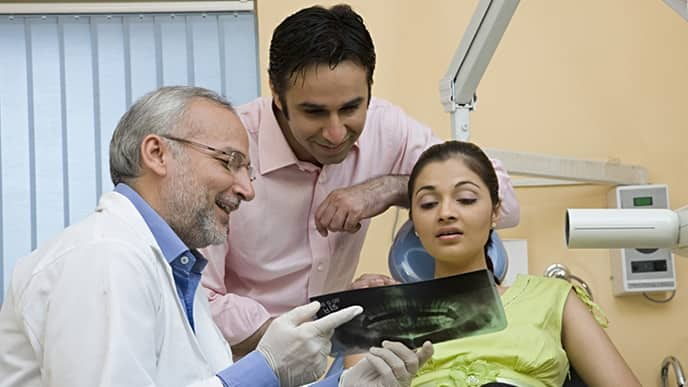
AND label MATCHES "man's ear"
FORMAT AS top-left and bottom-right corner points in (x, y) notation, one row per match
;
(269, 80), (284, 112)
(139, 134), (170, 177)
